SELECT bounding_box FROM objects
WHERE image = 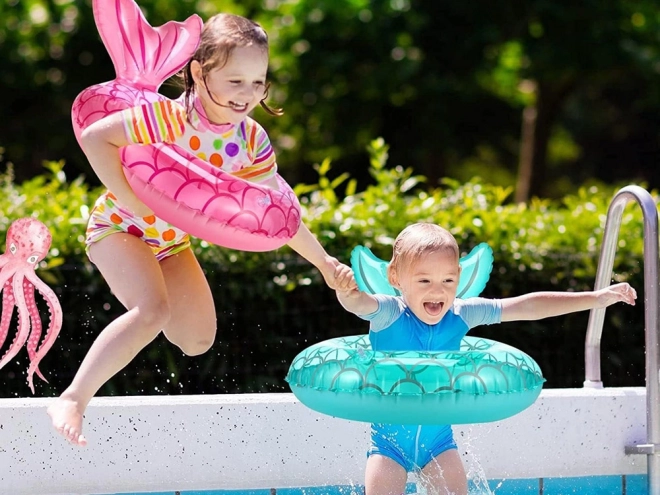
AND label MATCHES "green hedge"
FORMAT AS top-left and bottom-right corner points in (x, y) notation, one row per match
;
(0, 140), (651, 398)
